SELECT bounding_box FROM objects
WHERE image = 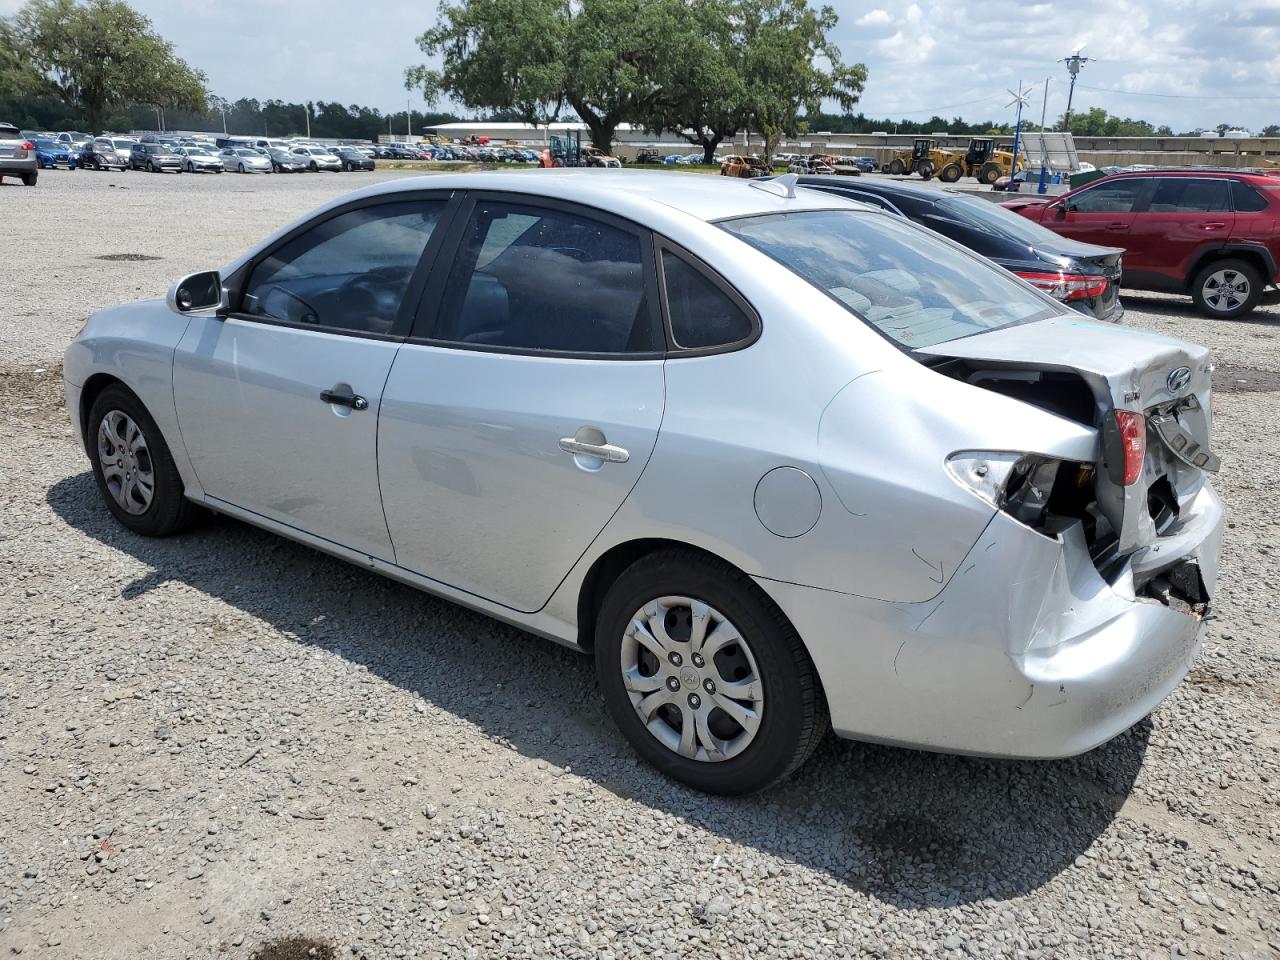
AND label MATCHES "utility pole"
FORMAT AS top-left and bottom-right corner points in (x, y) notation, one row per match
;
(220, 100), (227, 135)
(1037, 77), (1050, 194)
(406, 98), (412, 139)
(1059, 49), (1094, 132)
(305, 103), (311, 140)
